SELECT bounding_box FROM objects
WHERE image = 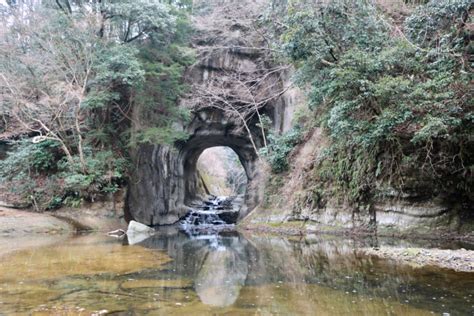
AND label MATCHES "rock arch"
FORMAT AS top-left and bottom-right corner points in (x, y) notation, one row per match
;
(125, 0), (300, 225)
(125, 107), (264, 226)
